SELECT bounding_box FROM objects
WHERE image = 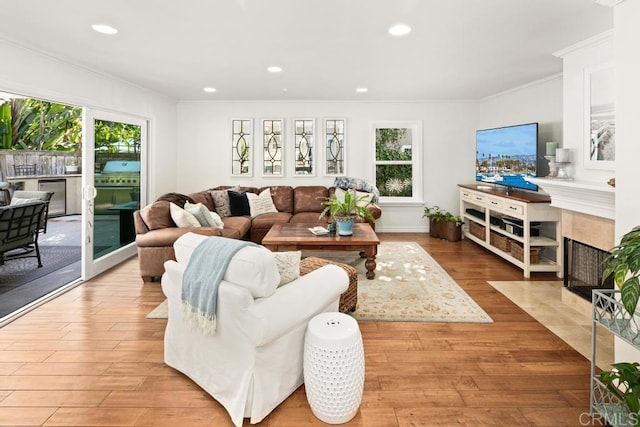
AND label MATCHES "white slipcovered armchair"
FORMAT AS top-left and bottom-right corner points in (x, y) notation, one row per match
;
(161, 233), (349, 426)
